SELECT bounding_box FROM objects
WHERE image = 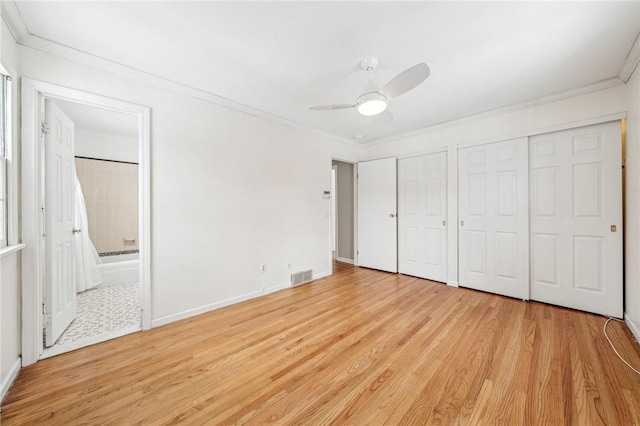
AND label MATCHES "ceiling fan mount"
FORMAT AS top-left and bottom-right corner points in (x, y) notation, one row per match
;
(360, 56), (379, 72)
(309, 57), (430, 119)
